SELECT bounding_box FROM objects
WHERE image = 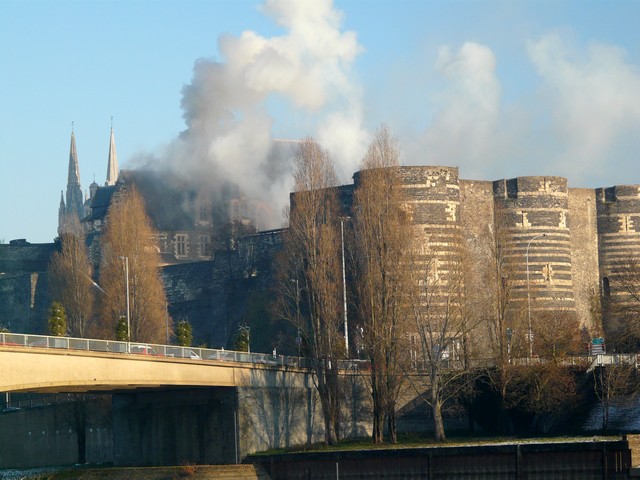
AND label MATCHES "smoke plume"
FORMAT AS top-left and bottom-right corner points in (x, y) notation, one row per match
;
(134, 0), (366, 229)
